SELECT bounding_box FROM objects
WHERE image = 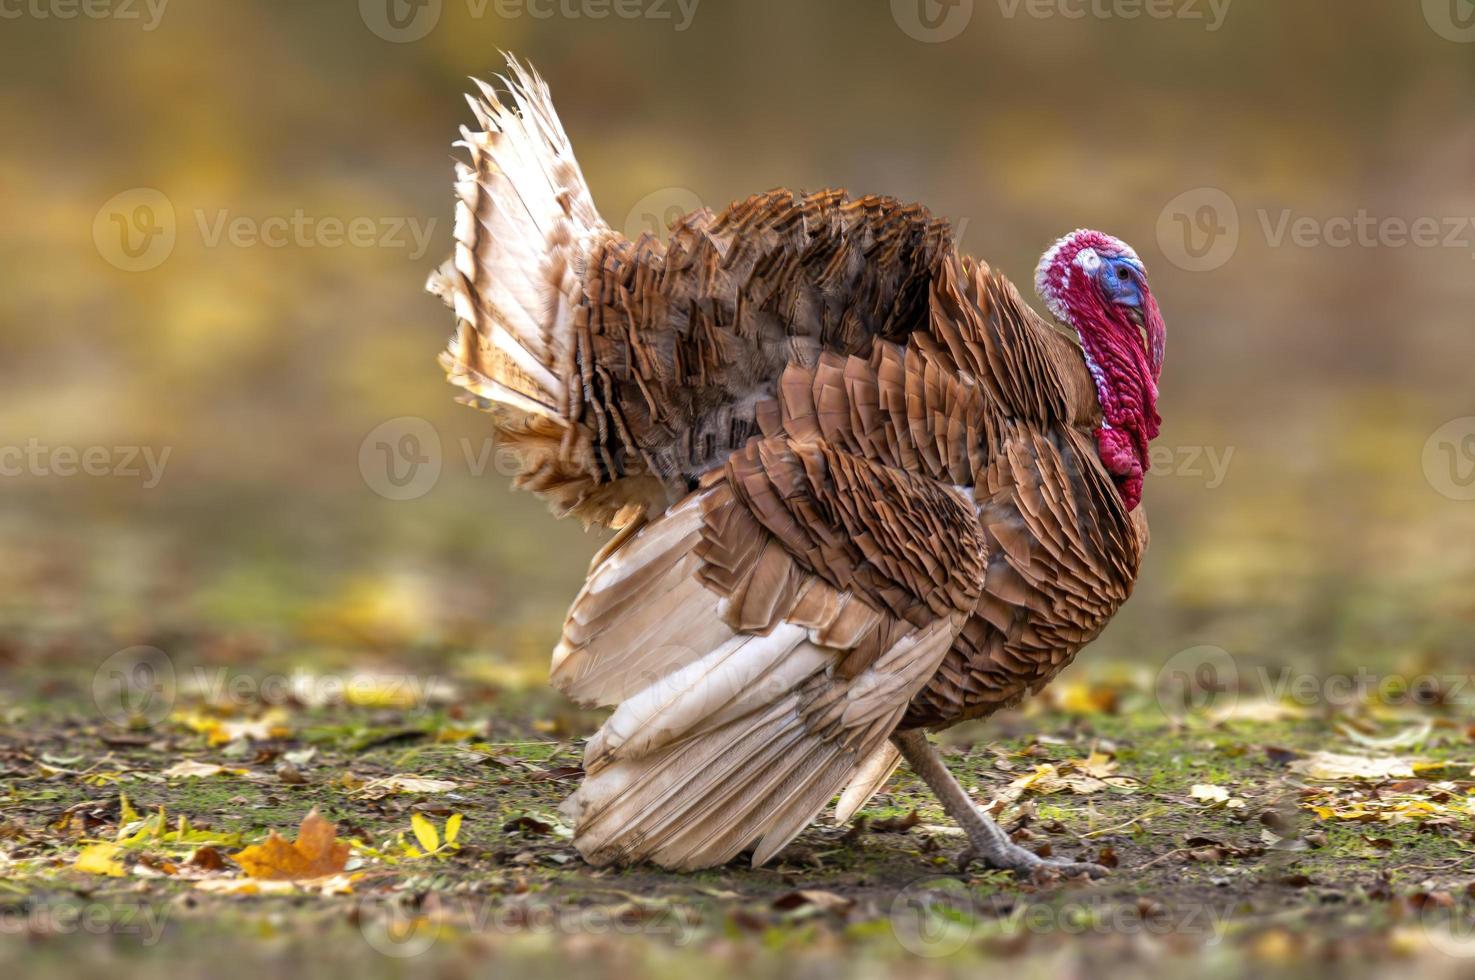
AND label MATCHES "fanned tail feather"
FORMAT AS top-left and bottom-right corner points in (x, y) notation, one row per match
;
(430, 54), (646, 524)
